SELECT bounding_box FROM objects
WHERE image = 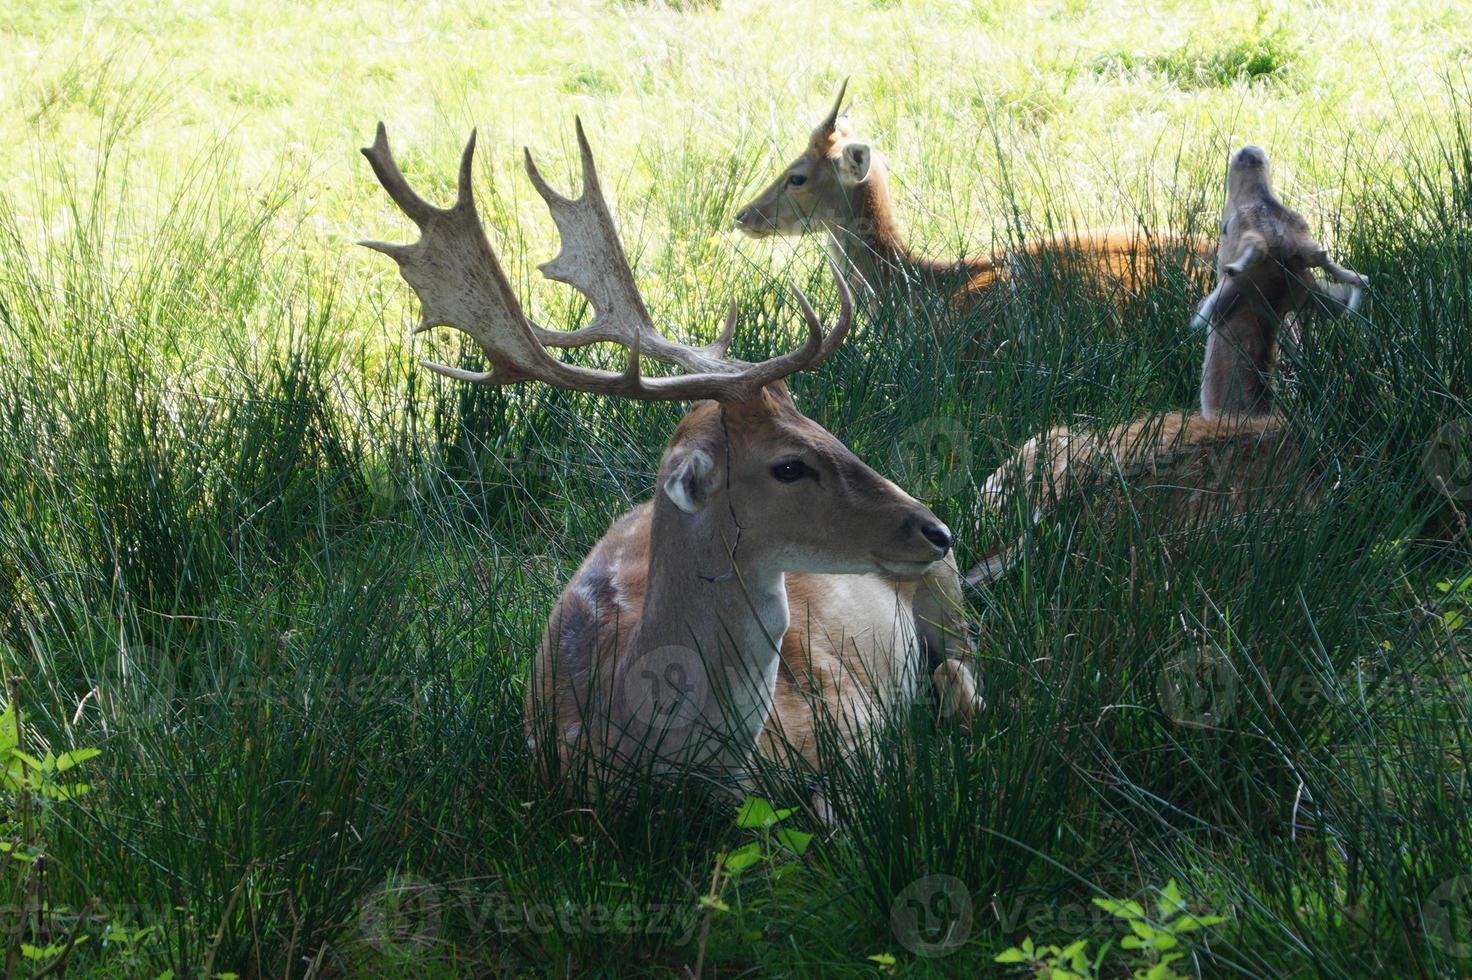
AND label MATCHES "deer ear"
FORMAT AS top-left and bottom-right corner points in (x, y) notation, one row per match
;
(837, 142), (873, 186)
(1190, 282), (1225, 330)
(662, 448), (719, 515)
(1223, 231), (1267, 276)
